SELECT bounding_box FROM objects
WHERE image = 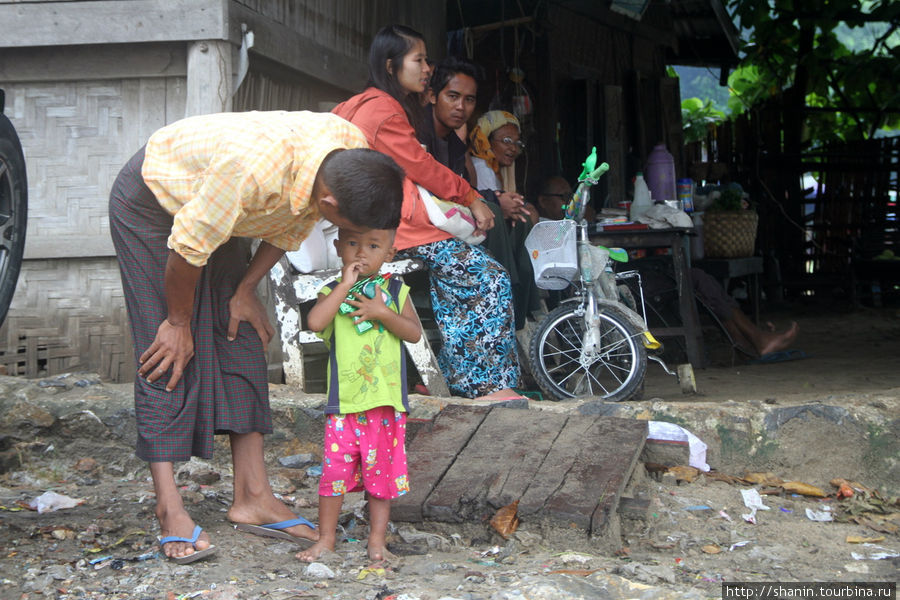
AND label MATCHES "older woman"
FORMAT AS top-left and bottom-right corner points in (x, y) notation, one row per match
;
(468, 110), (538, 225)
(468, 110), (540, 330)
